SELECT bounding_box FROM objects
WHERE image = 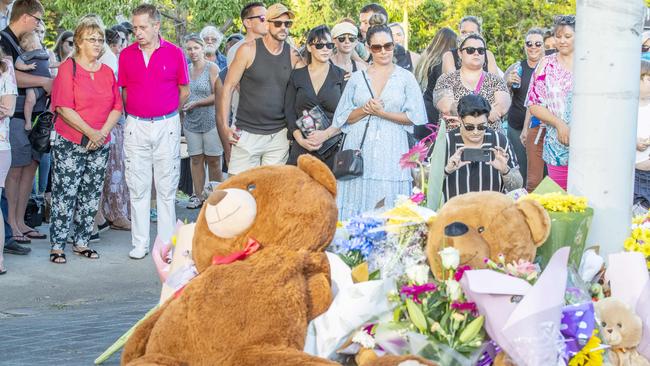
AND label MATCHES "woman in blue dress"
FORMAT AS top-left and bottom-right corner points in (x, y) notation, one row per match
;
(332, 15), (427, 220)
